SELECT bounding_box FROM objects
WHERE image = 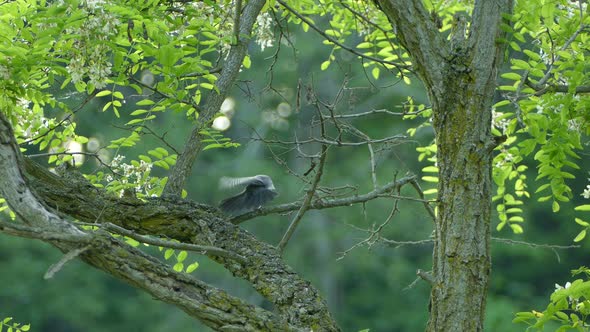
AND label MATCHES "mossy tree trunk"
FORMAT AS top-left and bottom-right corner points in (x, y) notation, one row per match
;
(375, 0), (513, 330)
